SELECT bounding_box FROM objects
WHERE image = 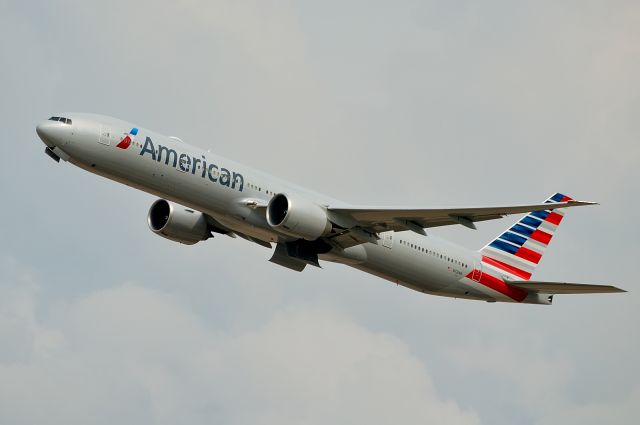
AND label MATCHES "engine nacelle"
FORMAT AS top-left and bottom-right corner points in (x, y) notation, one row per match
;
(147, 199), (210, 245)
(266, 193), (332, 241)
